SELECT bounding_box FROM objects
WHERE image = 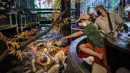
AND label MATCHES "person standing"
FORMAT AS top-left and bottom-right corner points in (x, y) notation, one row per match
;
(89, 12), (96, 23)
(95, 5), (124, 37)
